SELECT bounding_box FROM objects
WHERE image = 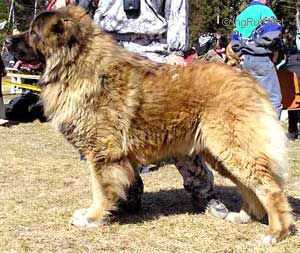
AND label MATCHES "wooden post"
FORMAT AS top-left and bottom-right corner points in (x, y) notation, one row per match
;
(34, 0), (38, 19)
(296, 4), (300, 31)
(0, 57), (5, 119)
(0, 78), (5, 120)
(296, 4), (300, 50)
(7, 0), (15, 26)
